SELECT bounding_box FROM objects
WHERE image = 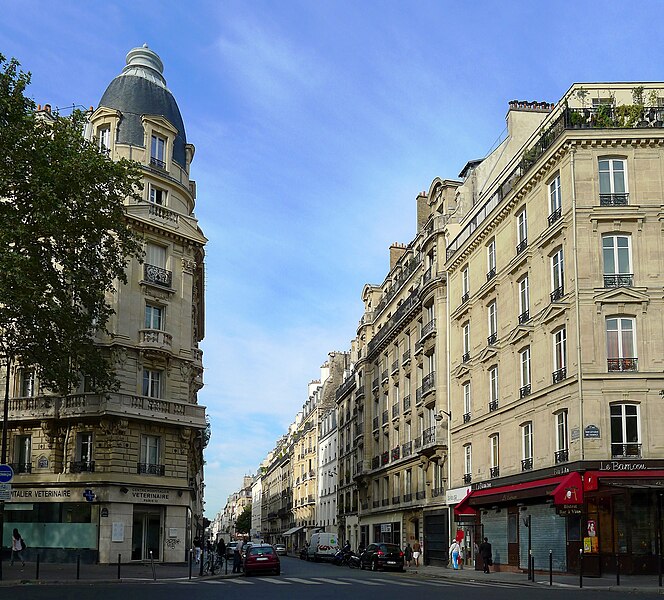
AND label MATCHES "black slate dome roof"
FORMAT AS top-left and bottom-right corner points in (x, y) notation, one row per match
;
(98, 45), (187, 167)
